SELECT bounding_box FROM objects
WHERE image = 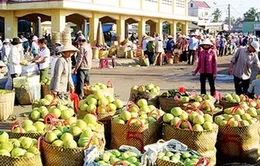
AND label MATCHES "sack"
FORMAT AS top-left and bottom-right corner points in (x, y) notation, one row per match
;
(15, 85), (32, 105)
(117, 46), (127, 58)
(0, 90), (15, 120)
(127, 50), (134, 59)
(163, 121), (218, 166)
(111, 116), (162, 152)
(92, 47), (99, 60)
(217, 120), (260, 164)
(0, 154), (42, 166)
